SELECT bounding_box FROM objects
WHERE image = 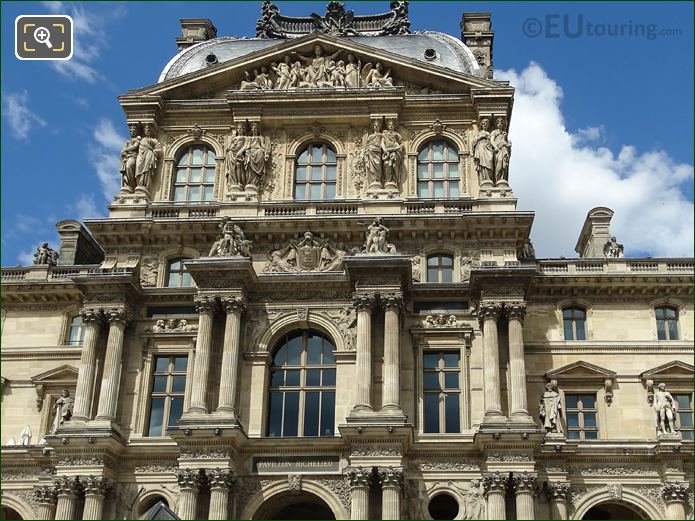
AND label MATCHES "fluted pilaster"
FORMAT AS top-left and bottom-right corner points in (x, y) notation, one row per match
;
(217, 296), (246, 418)
(479, 302), (503, 418)
(661, 482), (690, 520)
(54, 477), (82, 520)
(72, 309), (103, 421)
(352, 293), (376, 412)
(33, 486), (57, 520)
(511, 472), (537, 520)
(208, 468), (236, 520)
(482, 472), (507, 520)
(95, 307), (131, 421)
(189, 295), (217, 413)
(382, 293), (403, 413)
(507, 301), (531, 420)
(378, 467), (403, 520)
(176, 469), (205, 520)
(347, 467), (372, 520)
(82, 476), (112, 520)
(546, 482), (570, 520)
